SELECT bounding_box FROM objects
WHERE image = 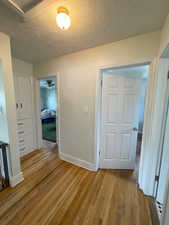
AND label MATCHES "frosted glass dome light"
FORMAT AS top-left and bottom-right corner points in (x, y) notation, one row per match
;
(56, 7), (71, 30)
